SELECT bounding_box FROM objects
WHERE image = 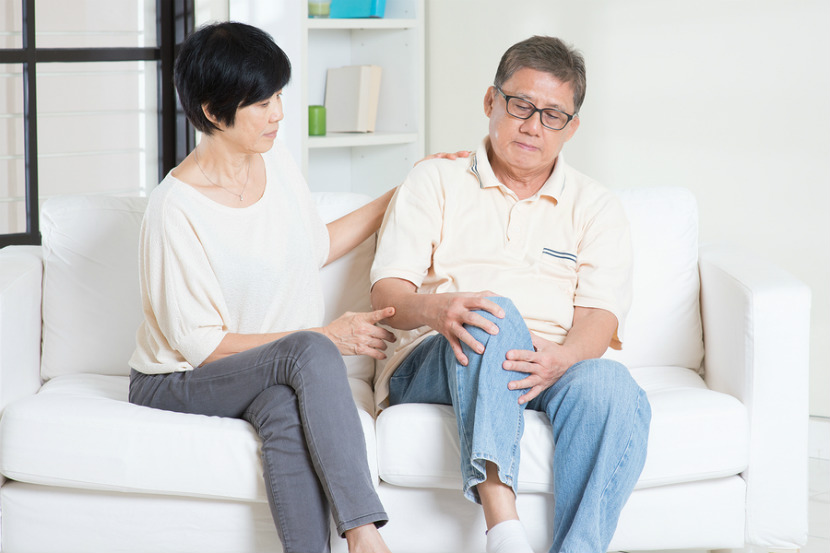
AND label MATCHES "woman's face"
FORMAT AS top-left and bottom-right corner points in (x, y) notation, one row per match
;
(213, 91), (284, 153)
